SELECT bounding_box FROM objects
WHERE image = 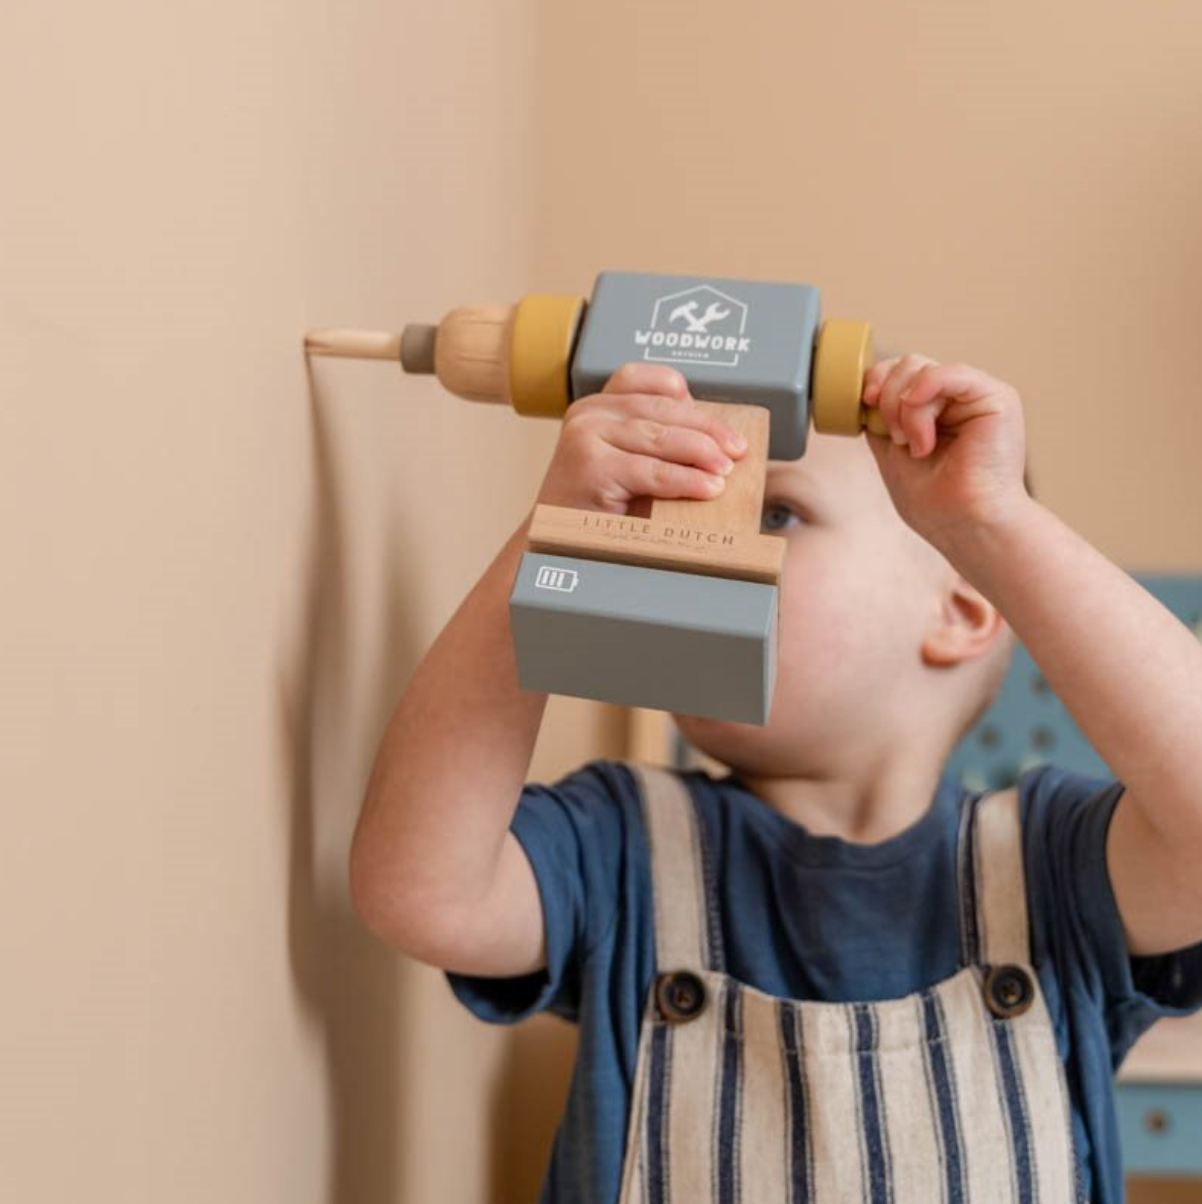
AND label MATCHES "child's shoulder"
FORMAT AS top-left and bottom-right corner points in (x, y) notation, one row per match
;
(515, 757), (739, 855)
(1013, 760), (1124, 830)
(524, 757), (715, 804)
(514, 757), (651, 844)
